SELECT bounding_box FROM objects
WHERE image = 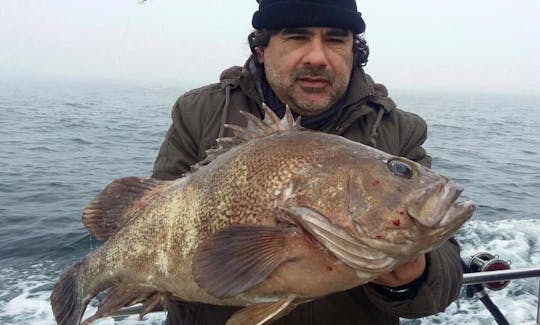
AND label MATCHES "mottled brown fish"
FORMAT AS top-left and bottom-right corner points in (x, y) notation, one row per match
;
(50, 105), (475, 325)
